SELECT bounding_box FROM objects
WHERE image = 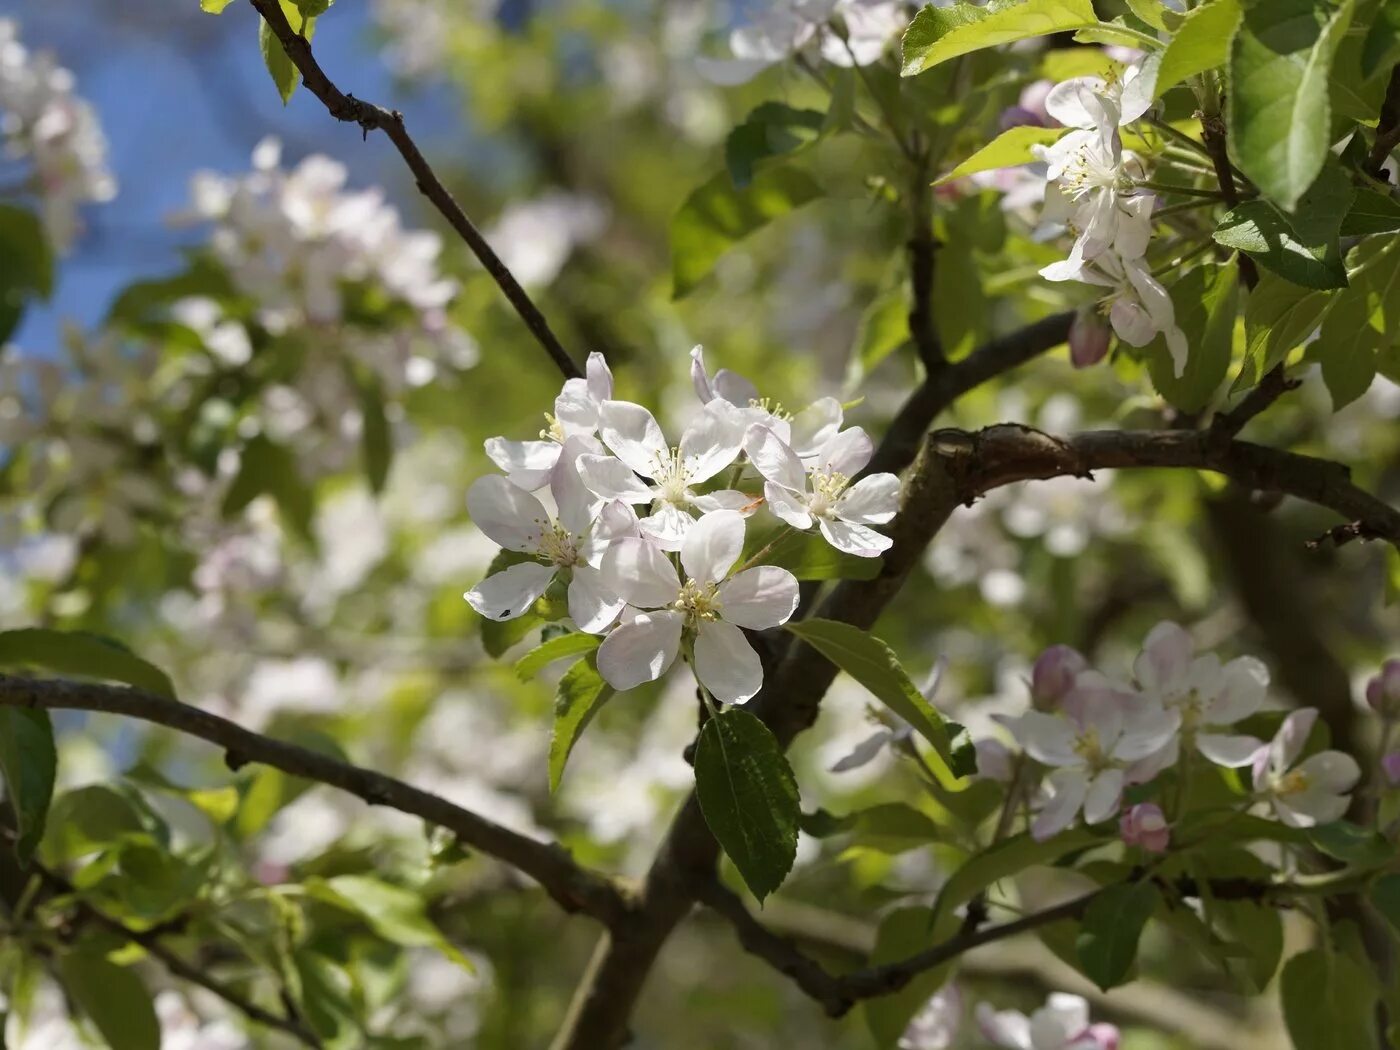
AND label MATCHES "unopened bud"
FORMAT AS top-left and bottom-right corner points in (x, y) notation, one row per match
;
(1382, 751), (1400, 787)
(1085, 1024), (1121, 1050)
(1031, 644), (1087, 710)
(1069, 309), (1112, 369)
(1119, 803), (1169, 854)
(1366, 659), (1400, 717)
